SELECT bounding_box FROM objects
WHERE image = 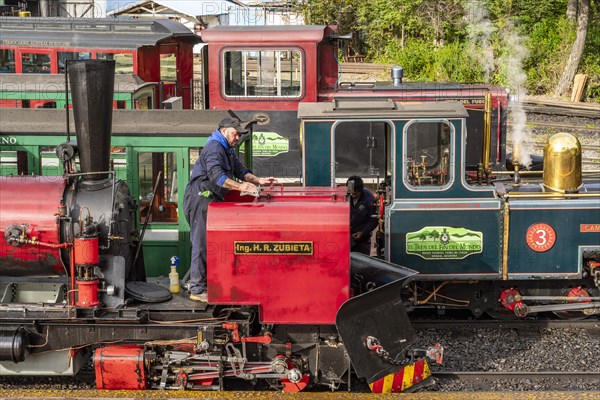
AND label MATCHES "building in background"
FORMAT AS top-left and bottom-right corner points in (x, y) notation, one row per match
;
(0, 0), (300, 23)
(108, 0), (301, 28)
